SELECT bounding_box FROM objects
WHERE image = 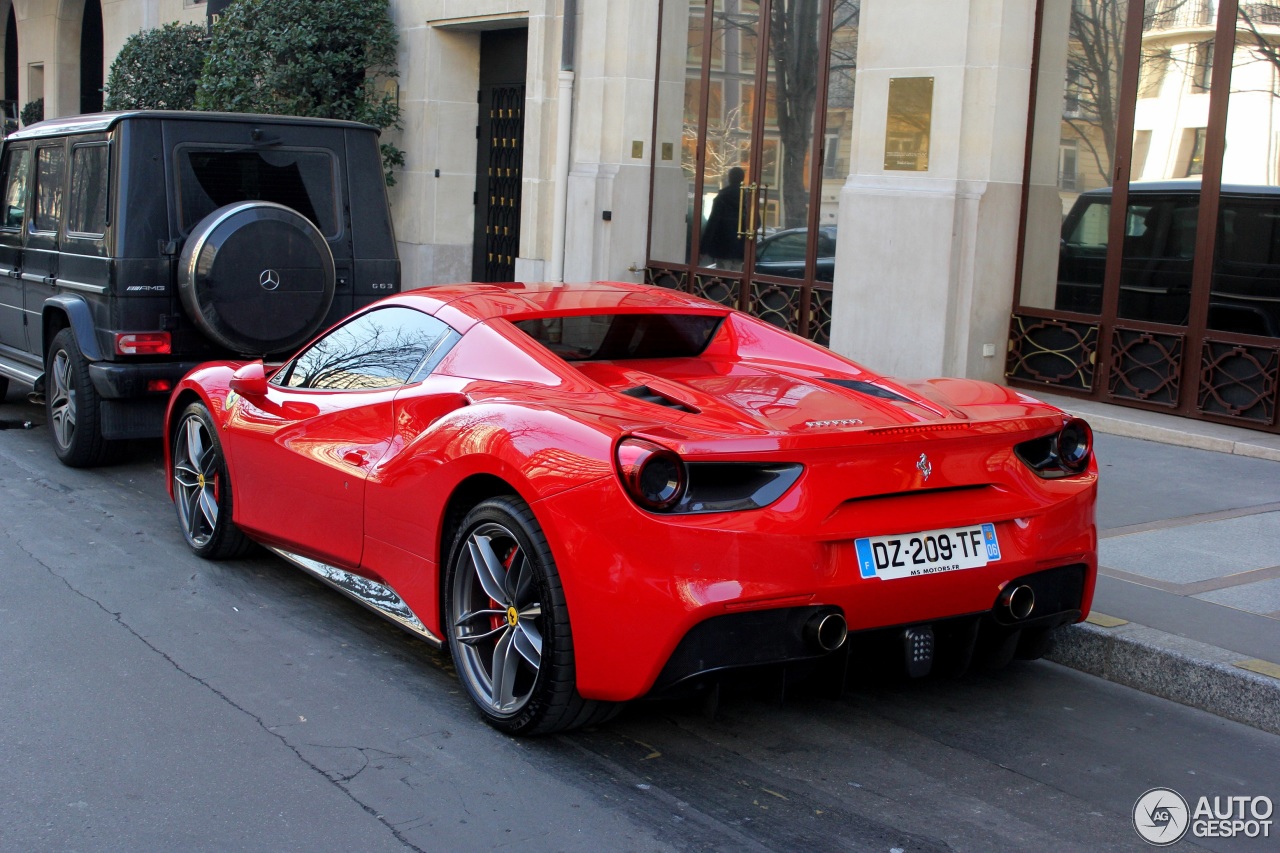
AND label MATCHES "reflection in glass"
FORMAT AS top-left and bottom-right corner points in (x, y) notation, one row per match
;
(647, 0), (857, 329)
(1019, 0), (1130, 313)
(649, 0), (700, 266)
(1, 148), (30, 229)
(1209, 2), (1280, 338)
(281, 308), (451, 390)
(34, 146), (65, 233)
(699, 0), (757, 269)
